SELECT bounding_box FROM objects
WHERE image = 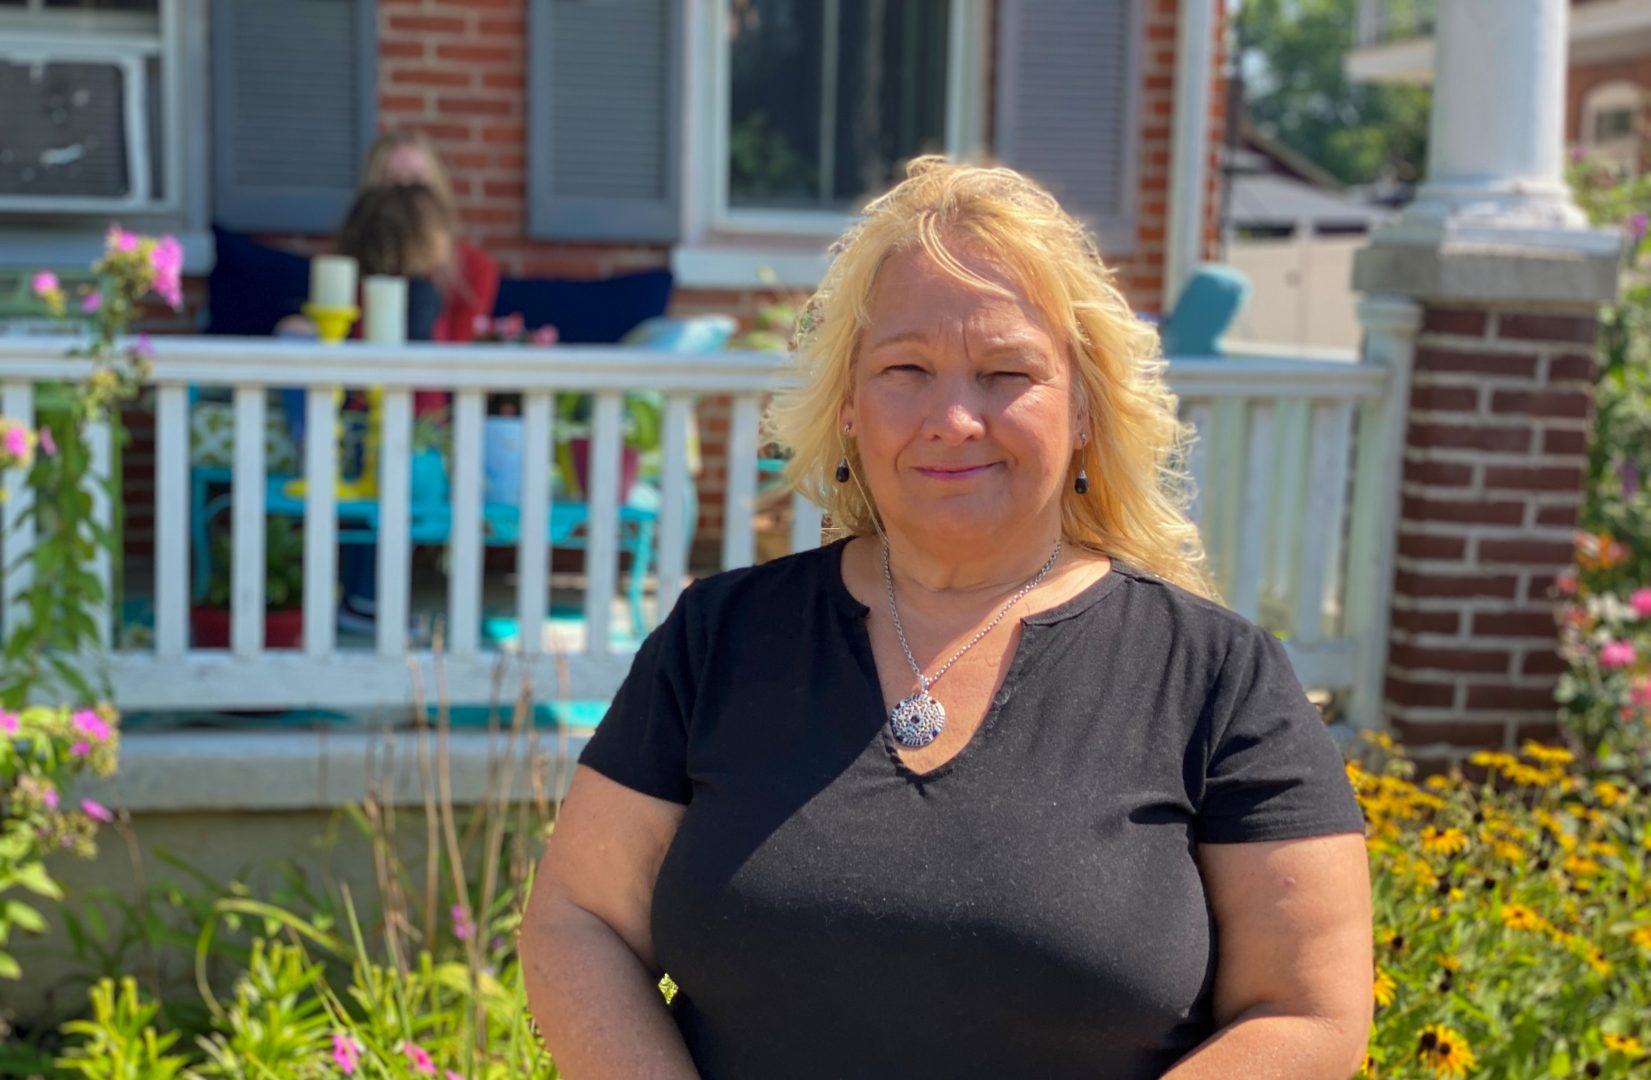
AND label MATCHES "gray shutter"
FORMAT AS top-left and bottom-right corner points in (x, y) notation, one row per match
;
(994, 0), (1142, 255)
(527, 0), (681, 242)
(212, 0), (377, 233)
